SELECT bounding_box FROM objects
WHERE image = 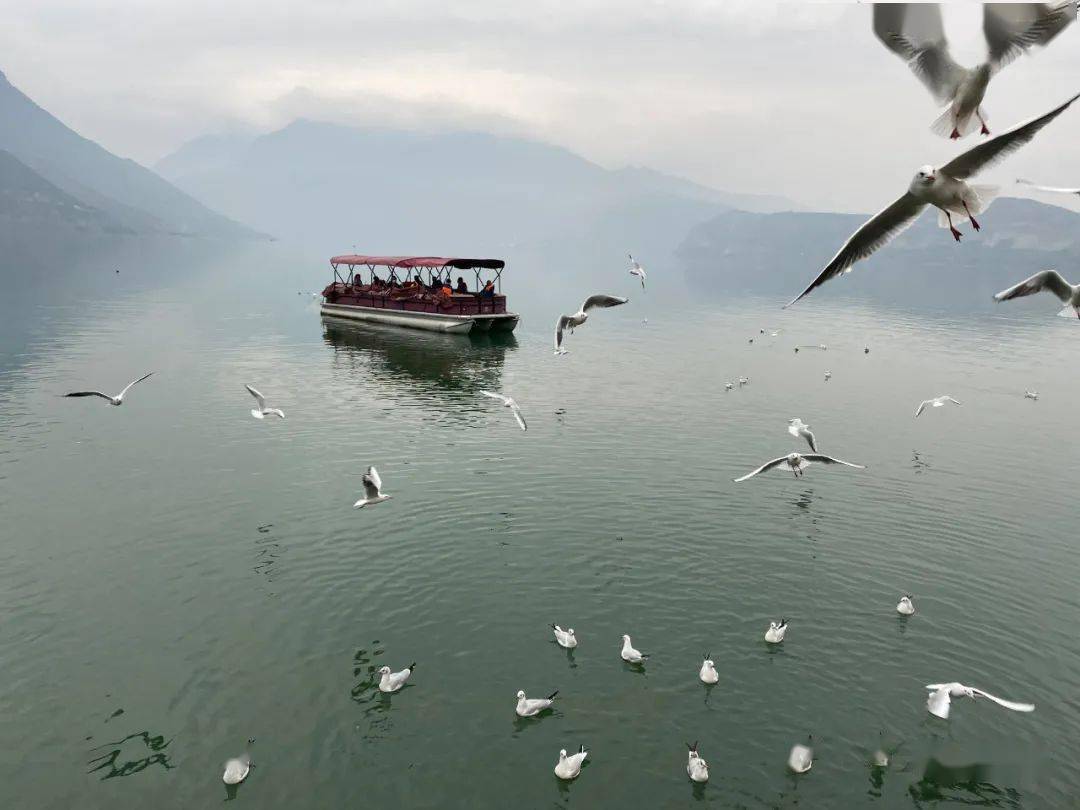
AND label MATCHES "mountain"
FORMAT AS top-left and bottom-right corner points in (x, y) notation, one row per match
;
(0, 69), (258, 239)
(678, 198), (1080, 308)
(155, 120), (798, 263)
